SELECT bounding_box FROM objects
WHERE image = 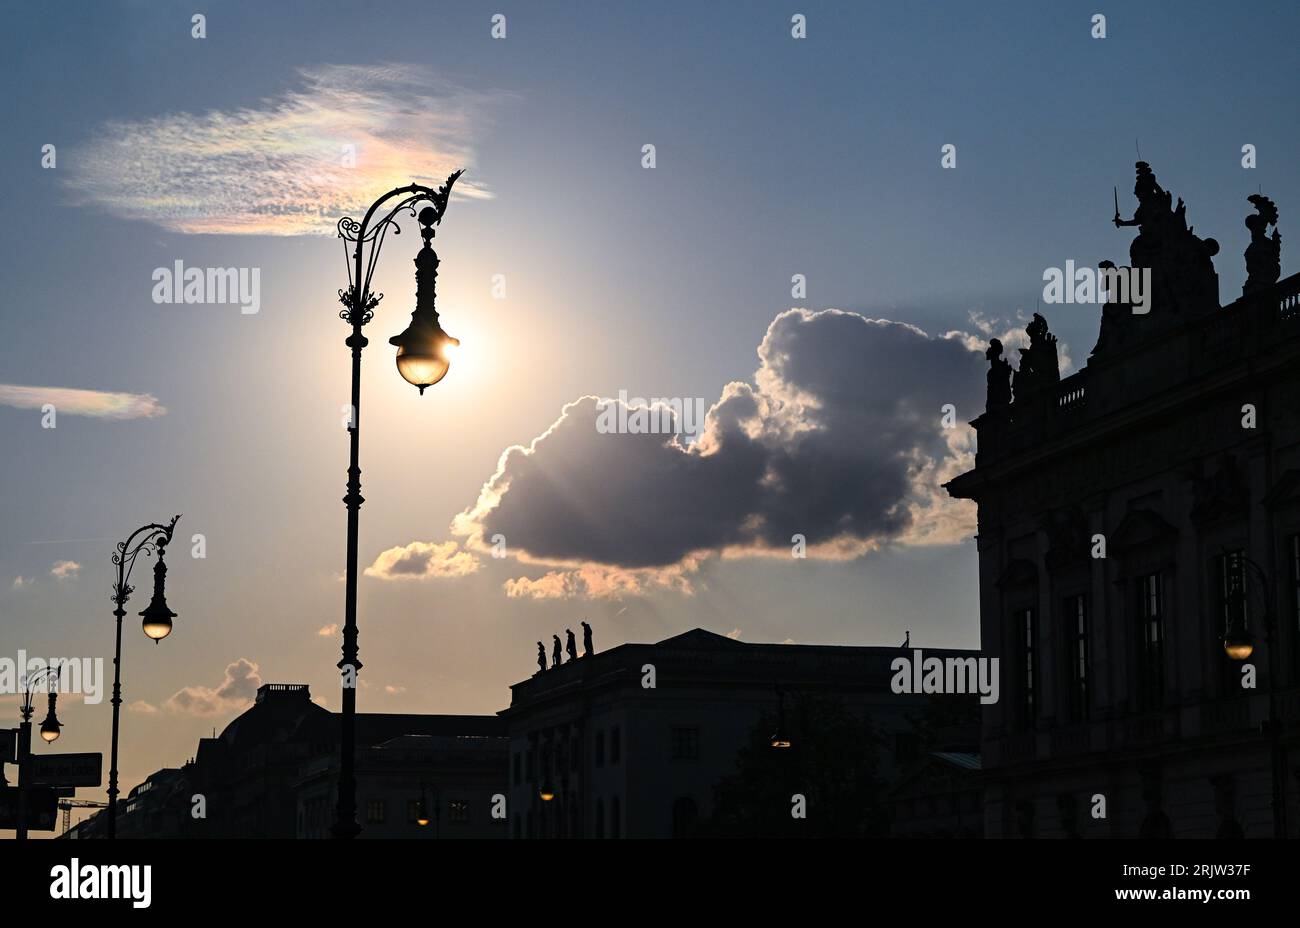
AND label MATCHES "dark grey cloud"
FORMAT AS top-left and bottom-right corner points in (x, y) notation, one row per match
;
(455, 309), (984, 572)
